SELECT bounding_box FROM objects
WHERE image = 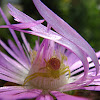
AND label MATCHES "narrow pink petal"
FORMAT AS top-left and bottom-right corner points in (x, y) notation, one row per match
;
(0, 7), (30, 66)
(71, 51), (100, 75)
(32, 0), (99, 75)
(7, 3), (35, 23)
(96, 51), (100, 58)
(0, 95), (16, 100)
(90, 80), (100, 85)
(0, 88), (26, 95)
(47, 23), (52, 32)
(30, 29), (90, 81)
(0, 86), (25, 92)
(88, 75), (100, 85)
(82, 86), (100, 91)
(0, 22), (43, 29)
(6, 3), (99, 77)
(7, 3), (91, 81)
(36, 94), (54, 100)
(71, 61), (97, 76)
(7, 3), (62, 41)
(34, 40), (40, 51)
(0, 40), (29, 70)
(0, 51), (28, 73)
(51, 91), (89, 100)
(8, 39), (24, 60)
(0, 64), (24, 81)
(0, 71), (22, 84)
(7, 27), (90, 81)
(0, 86), (41, 100)
(0, 24), (62, 41)
(15, 28), (62, 41)
(13, 90), (41, 99)
(21, 32), (31, 52)
(70, 60), (82, 72)
(0, 54), (23, 74)
(4, 3), (92, 80)
(67, 52), (80, 66)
